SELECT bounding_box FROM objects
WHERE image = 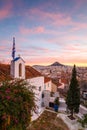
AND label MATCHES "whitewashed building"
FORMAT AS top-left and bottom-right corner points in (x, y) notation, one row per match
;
(27, 77), (44, 113)
(10, 55), (45, 119)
